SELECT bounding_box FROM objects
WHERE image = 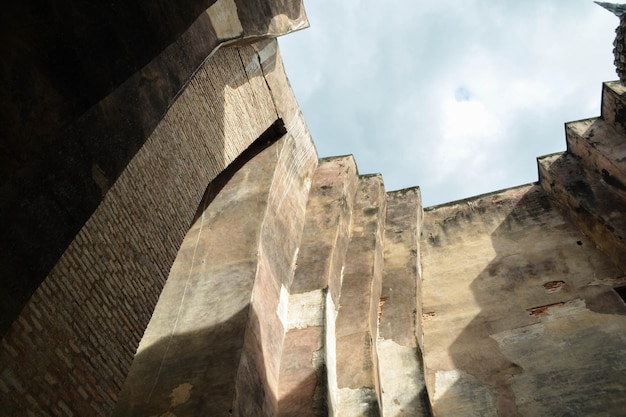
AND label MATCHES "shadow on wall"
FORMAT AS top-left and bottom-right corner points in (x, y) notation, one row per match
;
(0, 0), (304, 336)
(114, 305), (332, 417)
(0, 39), (292, 416)
(0, 0), (215, 335)
(113, 307), (253, 416)
(396, 351), (433, 417)
(113, 117), (319, 416)
(0, 0), (220, 180)
(0, 47), (235, 415)
(440, 185), (626, 416)
(117, 309), (428, 417)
